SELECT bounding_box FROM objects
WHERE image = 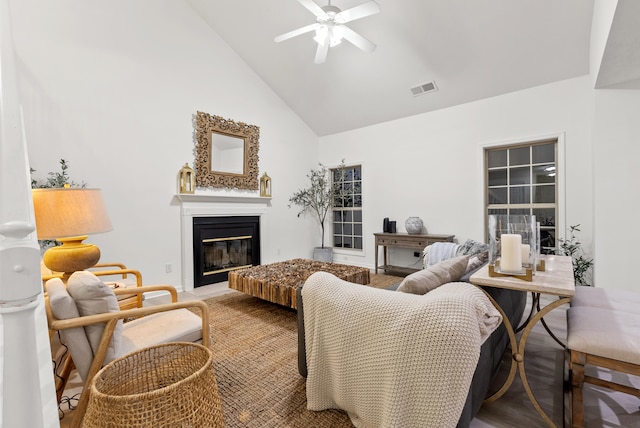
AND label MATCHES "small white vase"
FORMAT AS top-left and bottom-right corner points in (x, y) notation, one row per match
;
(405, 217), (424, 234)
